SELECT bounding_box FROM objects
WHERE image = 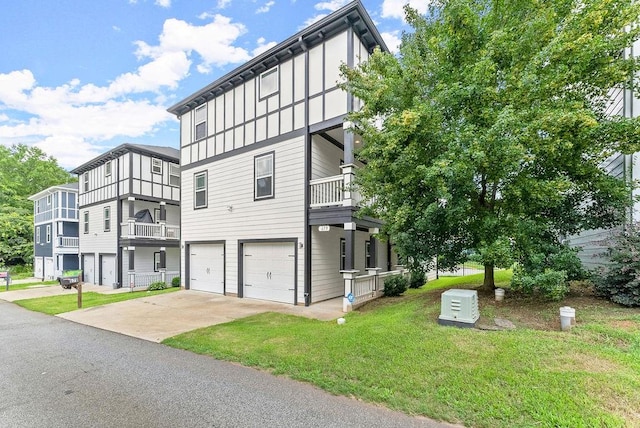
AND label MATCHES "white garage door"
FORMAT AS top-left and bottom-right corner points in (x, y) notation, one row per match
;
(101, 255), (116, 287)
(44, 258), (54, 280)
(83, 254), (95, 284)
(190, 244), (224, 294)
(243, 242), (295, 304)
(34, 257), (44, 279)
